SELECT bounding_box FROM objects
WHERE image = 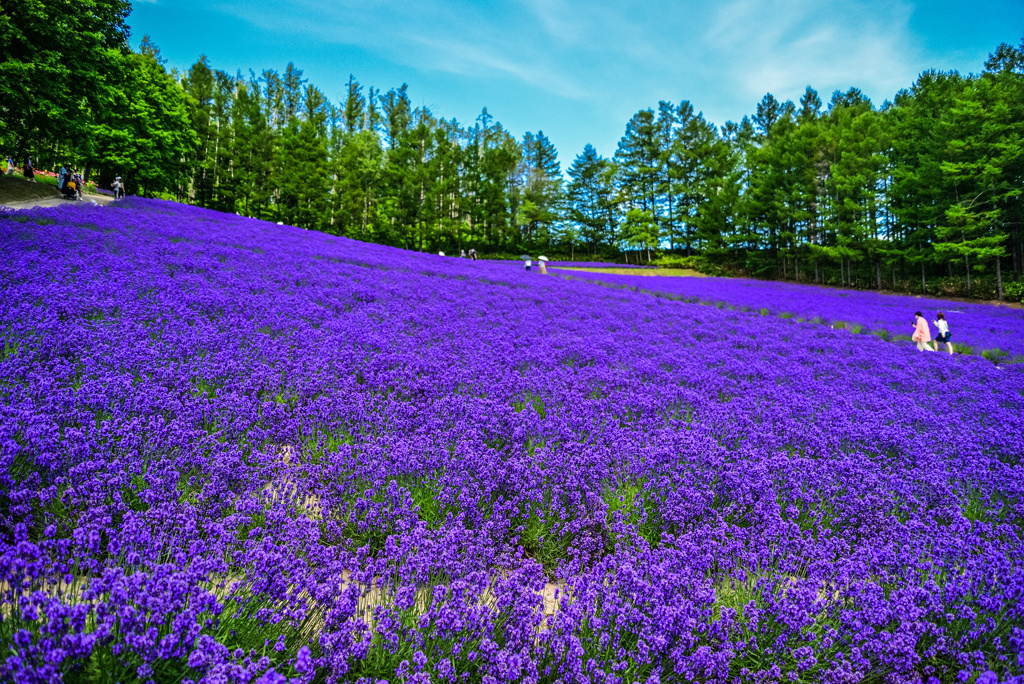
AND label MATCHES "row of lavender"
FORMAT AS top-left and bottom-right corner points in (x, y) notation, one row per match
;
(553, 269), (1024, 360)
(2, 199), (1023, 683)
